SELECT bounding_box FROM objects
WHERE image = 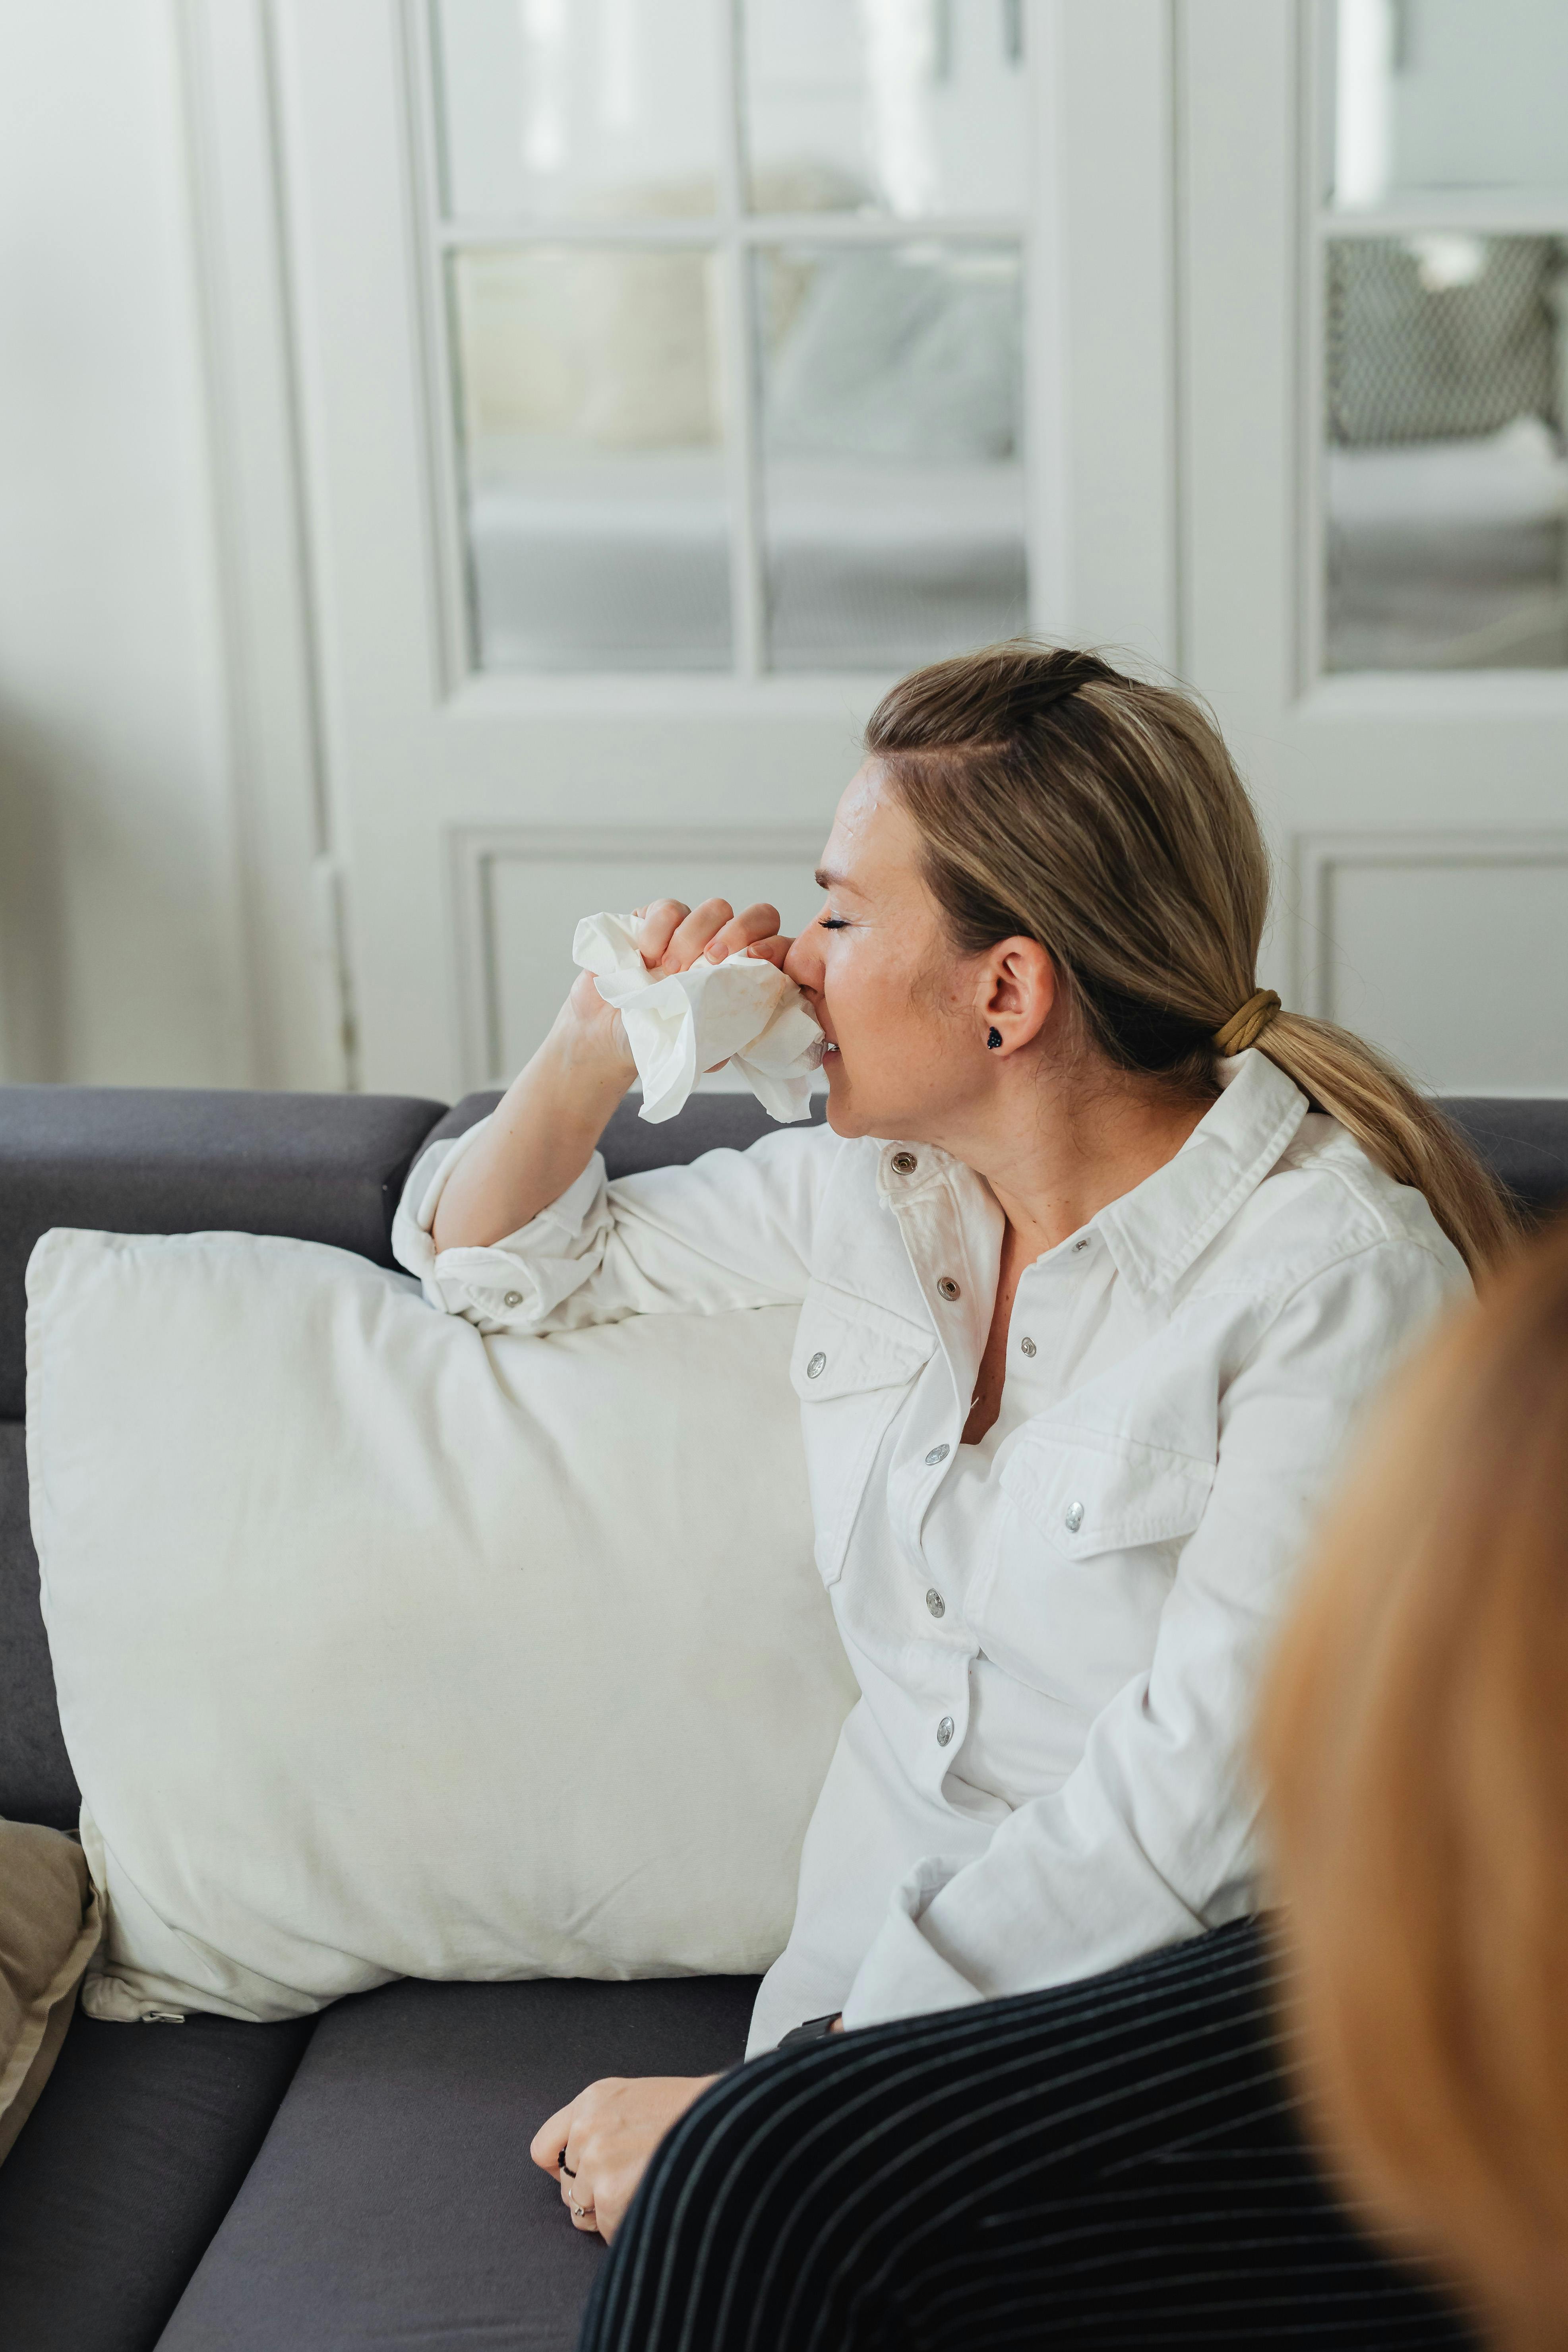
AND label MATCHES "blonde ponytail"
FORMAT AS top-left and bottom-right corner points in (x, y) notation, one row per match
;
(1252, 1013), (1518, 1280)
(867, 643), (1520, 1280)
